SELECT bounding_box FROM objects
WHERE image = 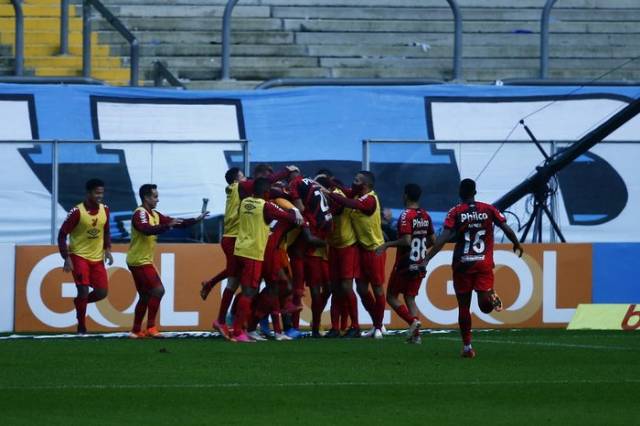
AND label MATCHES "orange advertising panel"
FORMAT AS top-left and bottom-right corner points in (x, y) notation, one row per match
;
(14, 244), (591, 332)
